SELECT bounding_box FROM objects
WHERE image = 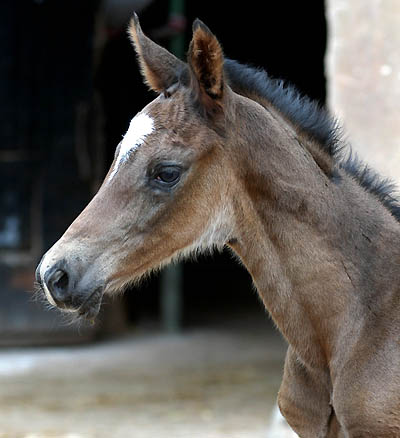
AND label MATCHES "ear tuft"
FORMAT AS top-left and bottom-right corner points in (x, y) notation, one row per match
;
(188, 19), (225, 111)
(127, 13), (145, 64)
(128, 13), (184, 93)
(128, 13), (143, 49)
(192, 18), (210, 34)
